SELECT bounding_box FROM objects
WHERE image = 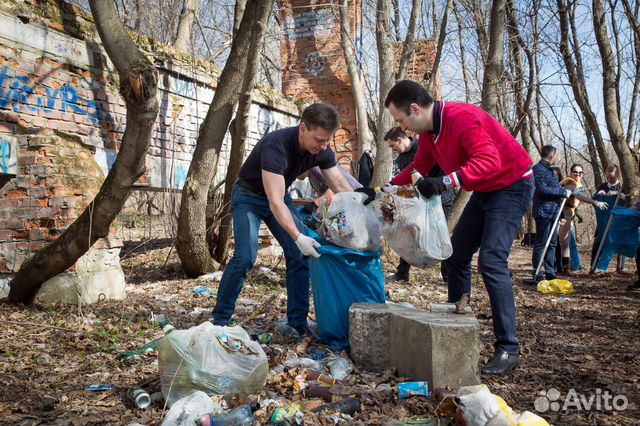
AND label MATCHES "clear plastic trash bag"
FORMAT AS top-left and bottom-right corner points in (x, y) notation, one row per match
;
(380, 190), (452, 266)
(317, 192), (381, 252)
(158, 322), (268, 406)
